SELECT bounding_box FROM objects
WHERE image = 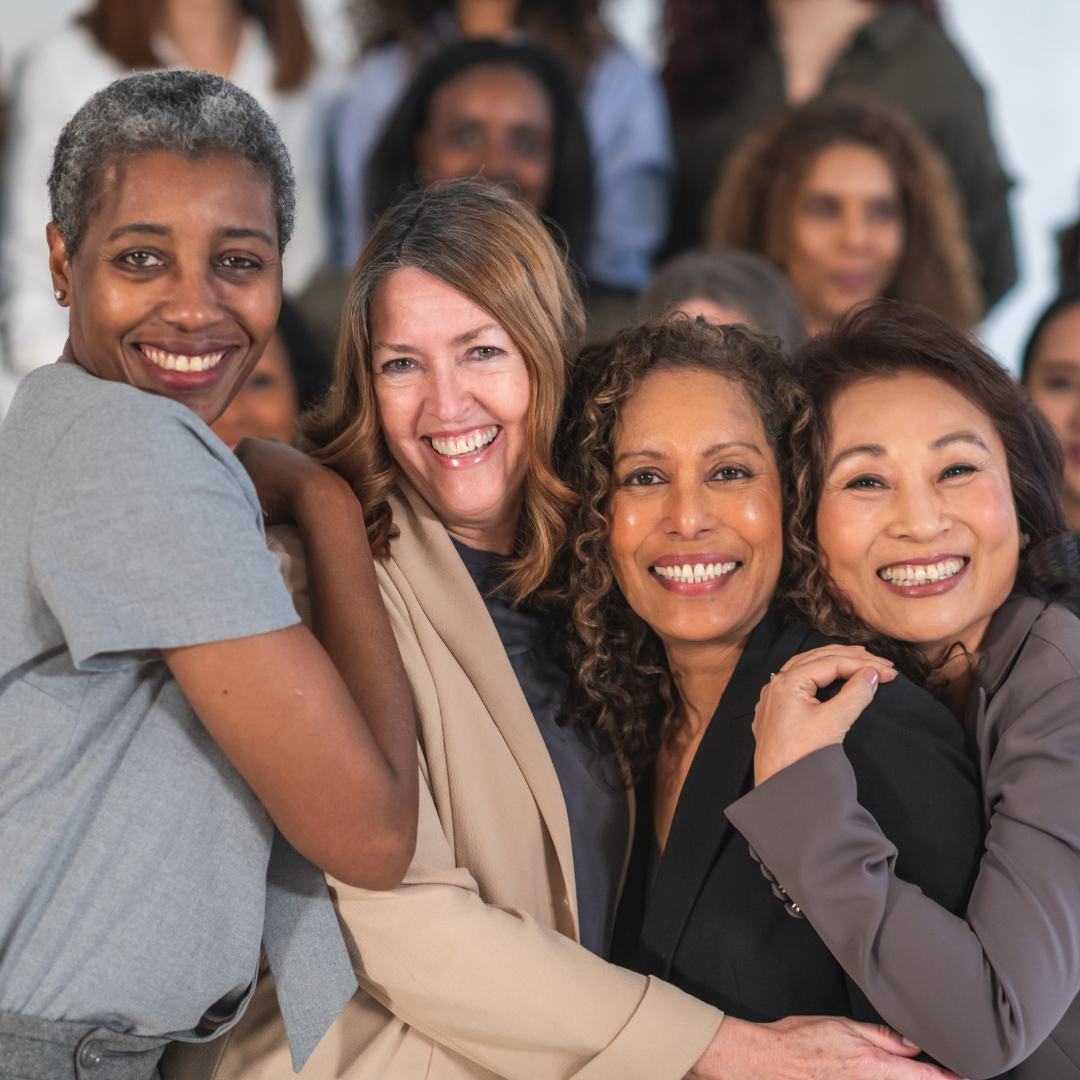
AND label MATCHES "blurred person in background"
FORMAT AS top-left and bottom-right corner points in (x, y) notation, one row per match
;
(1023, 287), (1080, 545)
(0, 0), (330, 383)
(329, 0), (673, 296)
(366, 39), (593, 272)
(637, 248), (805, 350)
(707, 89), (981, 336)
(662, 0), (1015, 313)
(210, 297), (333, 450)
